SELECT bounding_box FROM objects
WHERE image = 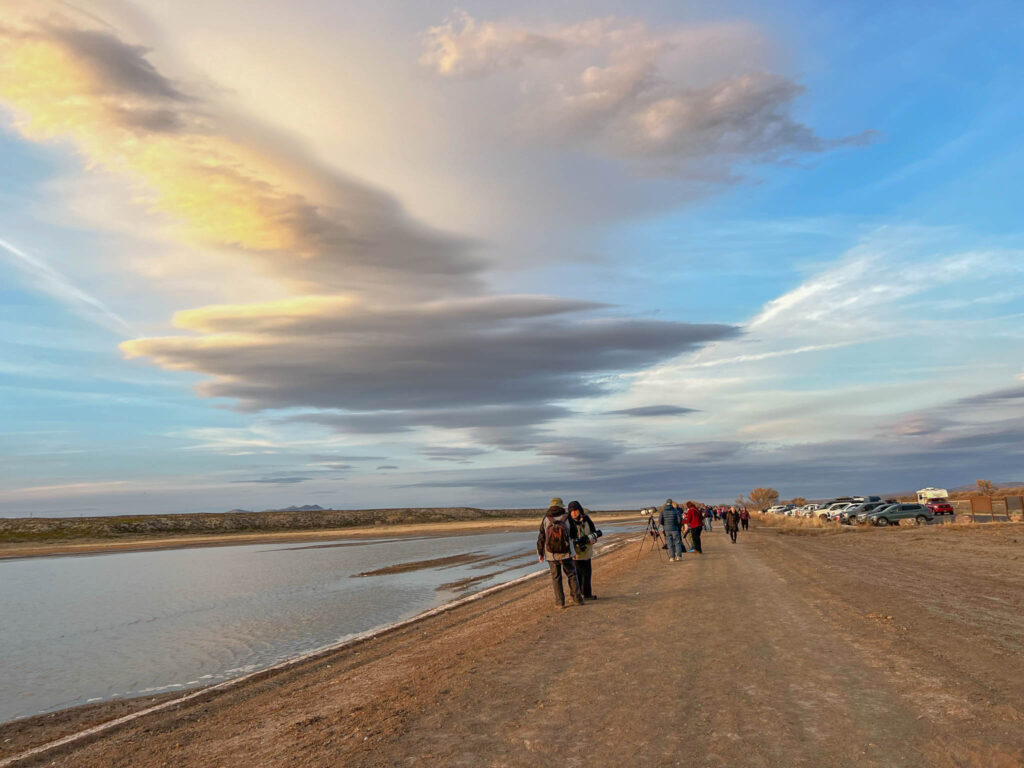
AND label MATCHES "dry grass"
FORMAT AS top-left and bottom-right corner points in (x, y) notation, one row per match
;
(755, 513), (826, 529)
(753, 513), (858, 536)
(937, 519), (1024, 532)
